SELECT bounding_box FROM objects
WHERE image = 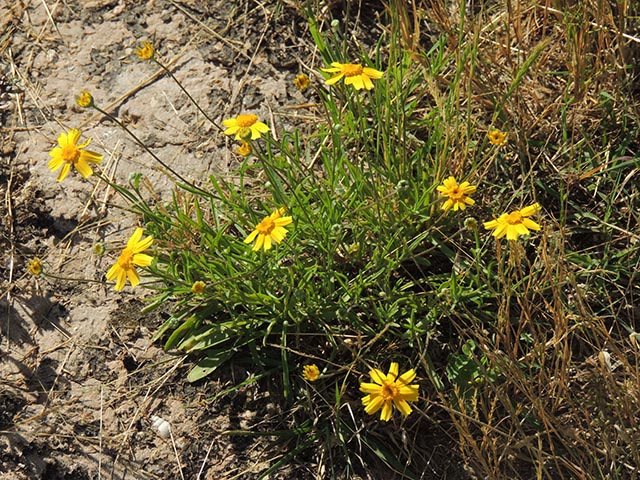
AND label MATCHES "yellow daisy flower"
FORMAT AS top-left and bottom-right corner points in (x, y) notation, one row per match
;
(321, 62), (384, 90)
(360, 362), (419, 422)
(191, 281), (205, 295)
(484, 203), (542, 241)
(436, 176), (477, 212)
(302, 364), (320, 382)
(222, 114), (270, 140)
(294, 73), (310, 91)
(488, 129), (508, 146)
(134, 40), (155, 60)
(76, 90), (94, 108)
(48, 129), (103, 182)
(27, 258), (43, 276)
(244, 207), (292, 252)
(105, 228), (154, 291)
